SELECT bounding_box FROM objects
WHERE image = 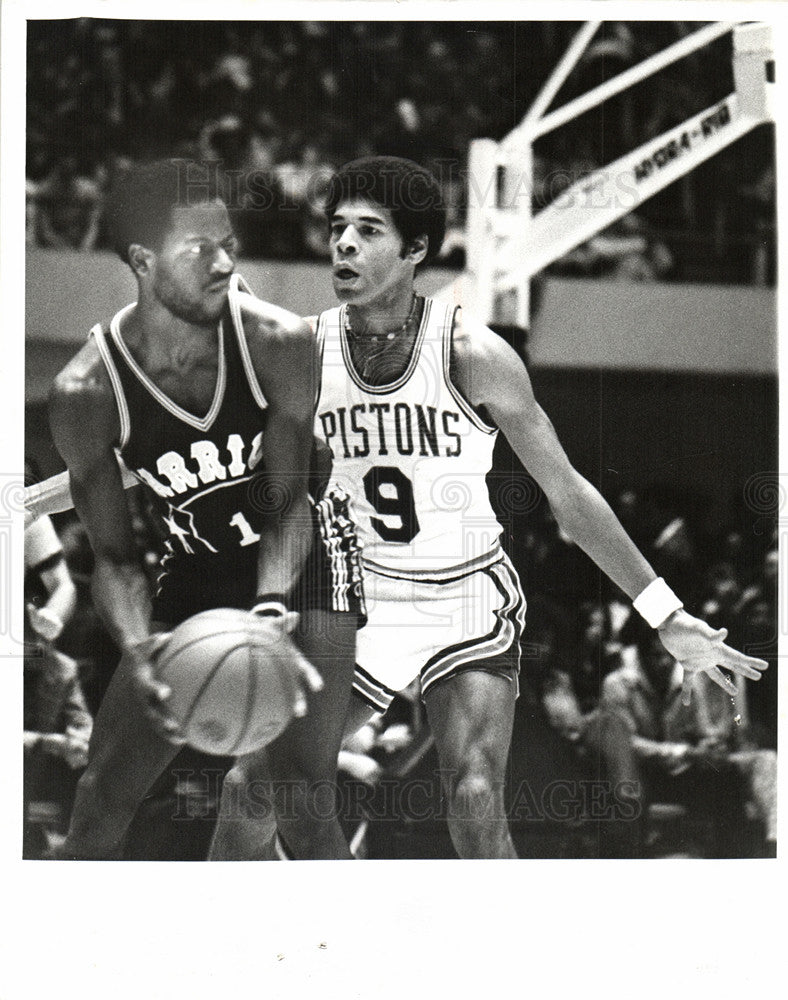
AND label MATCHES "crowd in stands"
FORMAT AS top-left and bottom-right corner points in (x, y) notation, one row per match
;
(26, 19), (776, 284)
